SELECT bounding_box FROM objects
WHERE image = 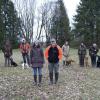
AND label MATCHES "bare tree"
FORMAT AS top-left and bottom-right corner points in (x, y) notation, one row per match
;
(13, 0), (36, 42)
(35, 1), (56, 41)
